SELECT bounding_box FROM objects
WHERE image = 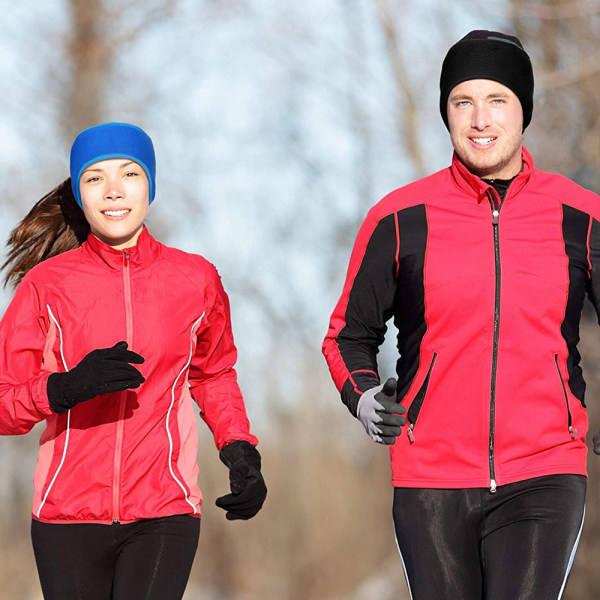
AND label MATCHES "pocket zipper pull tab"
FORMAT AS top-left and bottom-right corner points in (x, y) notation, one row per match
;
(407, 426), (415, 444)
(569, 426), (578, 440)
